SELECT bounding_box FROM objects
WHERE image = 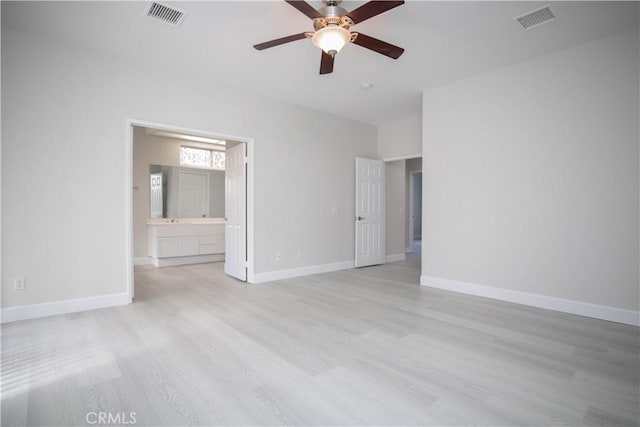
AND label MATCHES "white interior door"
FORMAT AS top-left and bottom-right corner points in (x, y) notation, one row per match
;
(225, 143), (247, 281)
(150, 173), (163, 218)
(178, 170), (209, 218)
(355, 157), (386, 267)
